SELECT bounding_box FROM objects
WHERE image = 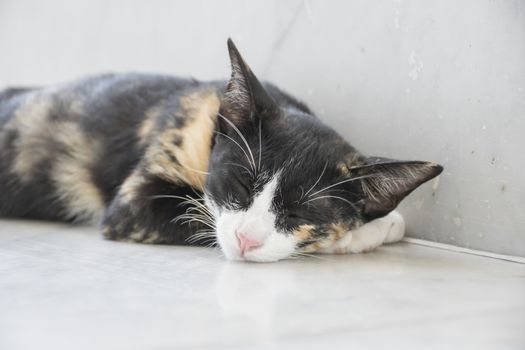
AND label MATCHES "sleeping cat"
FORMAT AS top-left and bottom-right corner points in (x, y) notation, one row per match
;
(0, 39), (442, 262)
